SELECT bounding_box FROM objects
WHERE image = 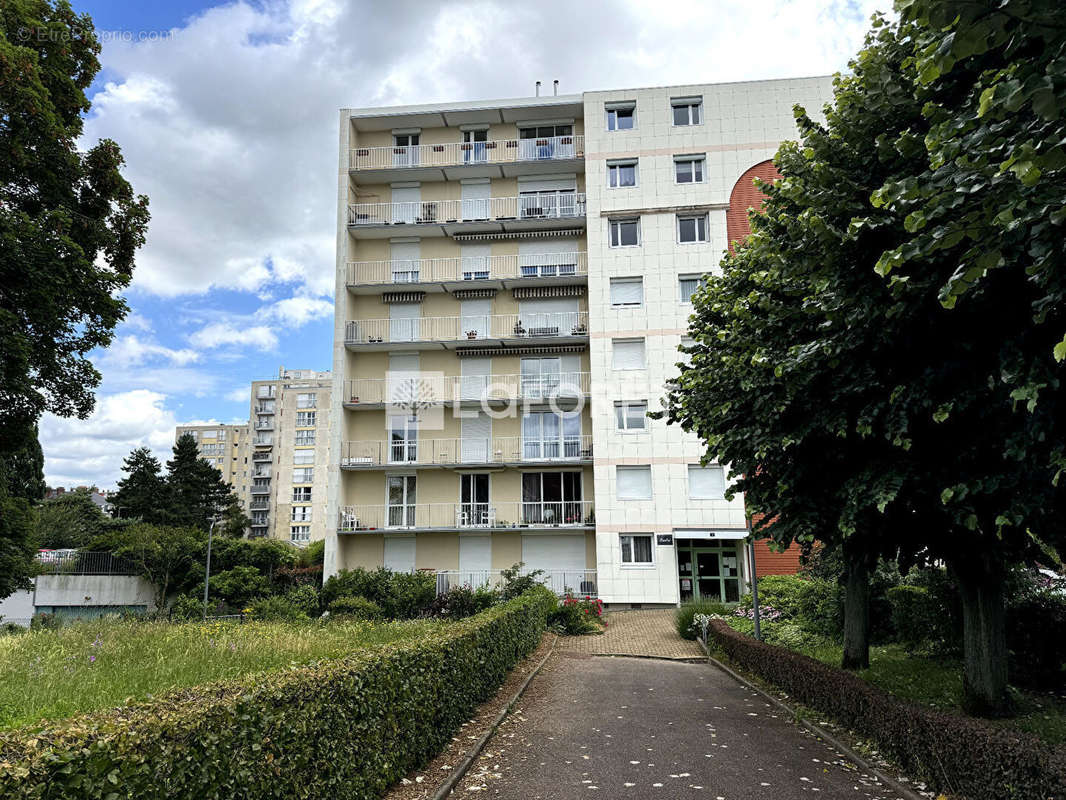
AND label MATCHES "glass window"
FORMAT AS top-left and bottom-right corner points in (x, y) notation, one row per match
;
(615, 401), (648, 430)
(610, 277), (643, 307)
(294, 430), (315, 446)
(620, 534), (654, 564)
(616, 465), (652, 500)
(291, 505), (313, 522)
(293, 487), (311, 502)
(520, 471), (583, 525)
(609, 218), (640, 247)
(293, 450), (314, 465)
(290, 525), (310, 543)
(689, 465), (726, 499)
(296, 393), (316, 409)
(296, 411), (316, 427)
(606, 103), (635, 131)
(293, 467), (313, 484)
(679, 275), (706, 303)
(607, 160), (637, 188)
(671, 97), (703, 126)
(674, 156), (705, 184)
(678, 214), (708, 243)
